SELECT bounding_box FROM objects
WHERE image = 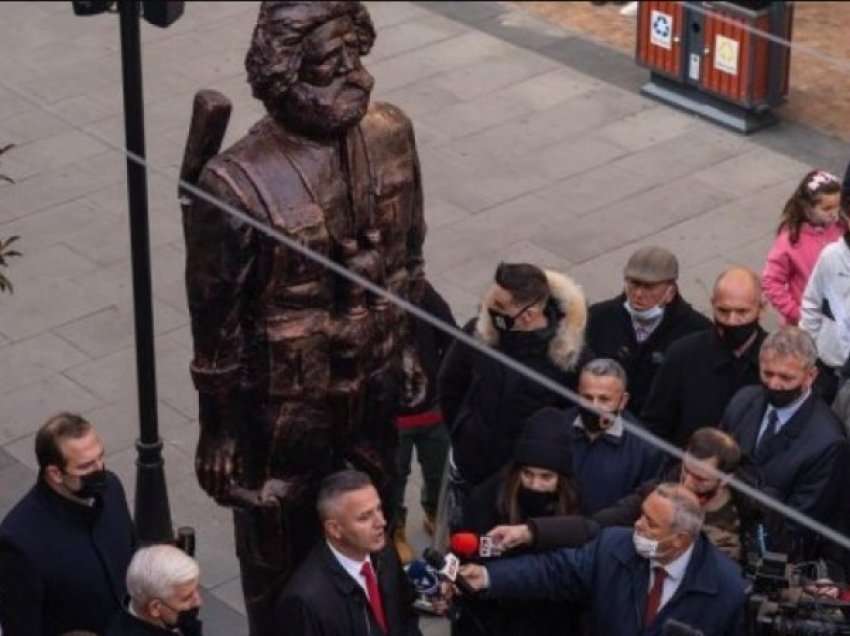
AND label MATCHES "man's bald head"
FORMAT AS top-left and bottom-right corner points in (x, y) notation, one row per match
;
(711, 267), (762, 307)
(710, 266), (763, 338)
